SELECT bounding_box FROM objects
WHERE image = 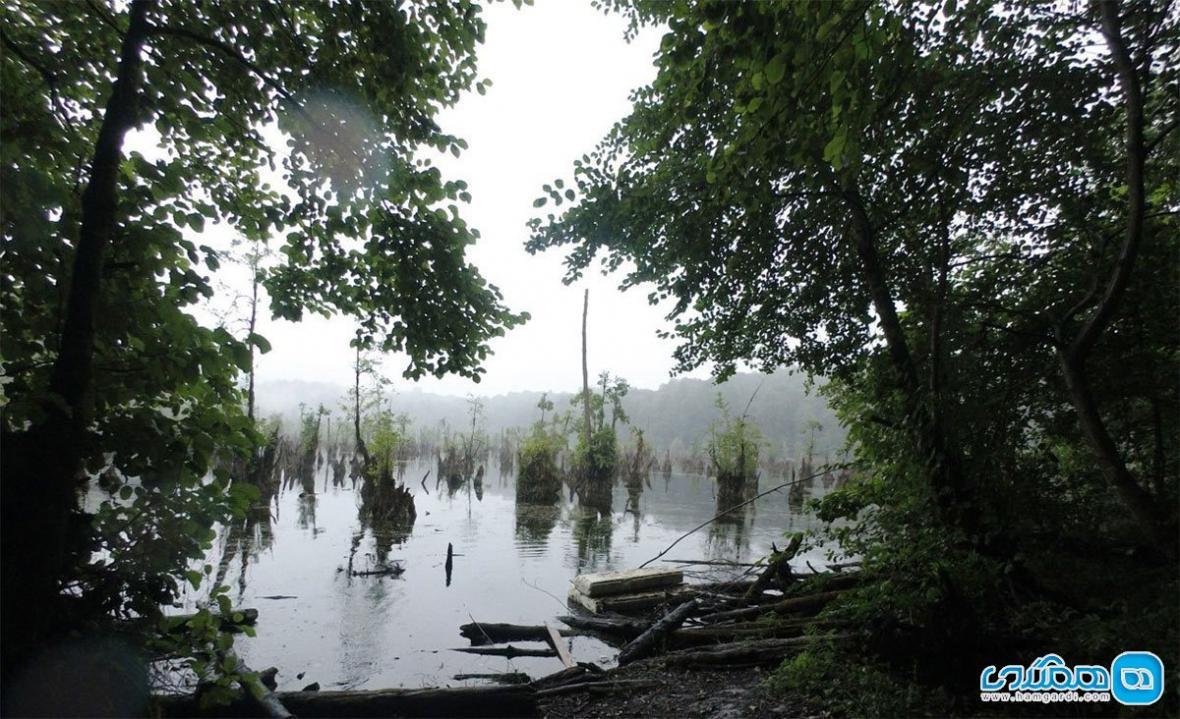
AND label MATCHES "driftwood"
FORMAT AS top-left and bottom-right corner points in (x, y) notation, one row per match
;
(556, 614), (648, 639)
(530, 664), (603, 691)
(617, 599), (697, 665)
(544, 623), (575, 668)
(459, 622), (576, 645)
(741, 536), (801, 606)
(350, 564), (404, 577)
(669, 618), (831, 647)
(661, 559), (761, 567)
(535, 679), (659, 697)
(452, 645), (556, 658)
(659, 634), (850, 668)
(453, 672), (531, 685)
(156, 685), (538, 718)
(695, 589), (845, 624)
(686, 579), (758, 595)
(241, 667), (292, 718)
